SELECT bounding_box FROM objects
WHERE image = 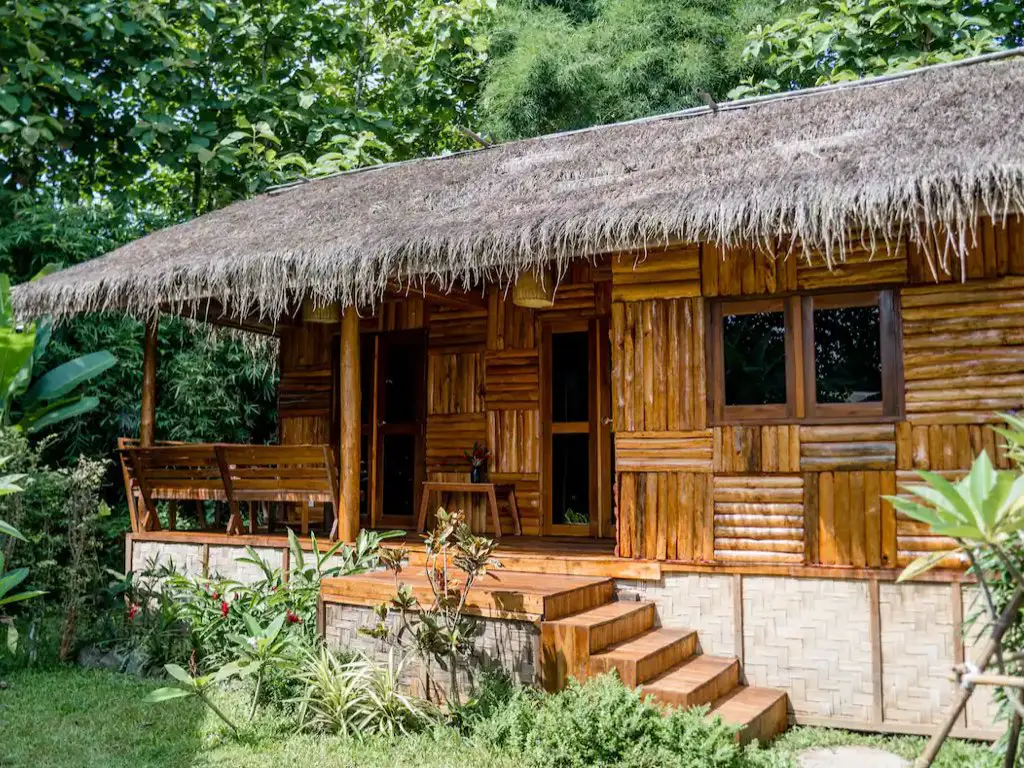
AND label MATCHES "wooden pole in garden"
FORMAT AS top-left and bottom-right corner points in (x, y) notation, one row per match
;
(337, 305), (361, 542)
(140, 316), (159, 447)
